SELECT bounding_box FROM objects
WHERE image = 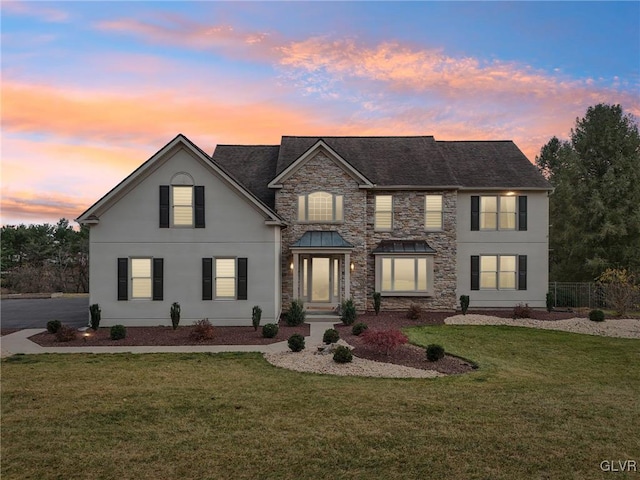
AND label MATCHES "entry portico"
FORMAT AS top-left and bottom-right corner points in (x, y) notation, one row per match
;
(290, 231), (354, 311)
